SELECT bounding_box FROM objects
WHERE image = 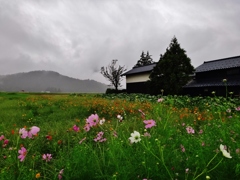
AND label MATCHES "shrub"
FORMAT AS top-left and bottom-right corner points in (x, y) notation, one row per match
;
(105, 88), (126, 94)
